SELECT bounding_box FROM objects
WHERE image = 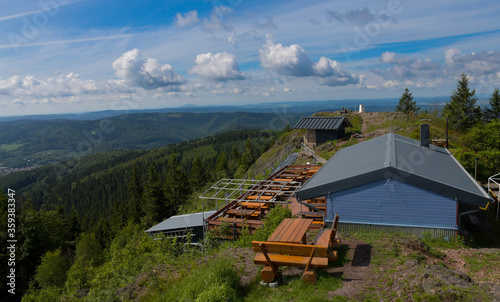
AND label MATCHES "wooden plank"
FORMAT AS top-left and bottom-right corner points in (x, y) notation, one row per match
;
(306, 203), (326, 208)
(272, 178), (293, 182)
(258, 195), (273, 201)
(289, 219), (312, 243)
(267, 218), (313, 244)
(254, 253), (328, 268)
(304, 247), (315, 272)
(259, 243), (280, 280)
(226, 209), (255, 216)
(268, 218), (294, 242)
(251, 241), (328, 257)
(299, 211), (324, 218)
(240, 202), (269, 209)
(315, 230), (331, 247)
(280, 219), (300, 242)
